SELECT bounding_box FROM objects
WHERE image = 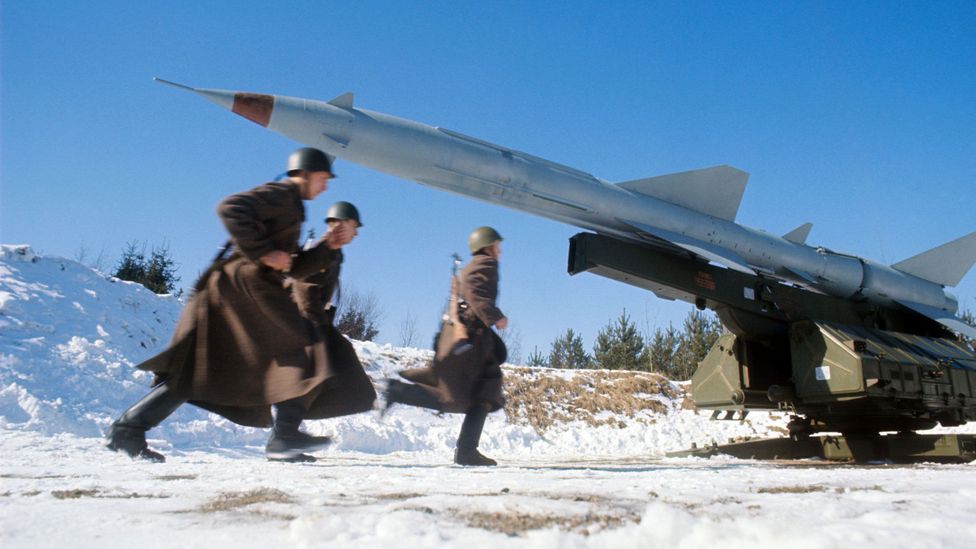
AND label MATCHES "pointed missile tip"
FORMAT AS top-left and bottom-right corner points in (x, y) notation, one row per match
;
(153, 77), (195, 92)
